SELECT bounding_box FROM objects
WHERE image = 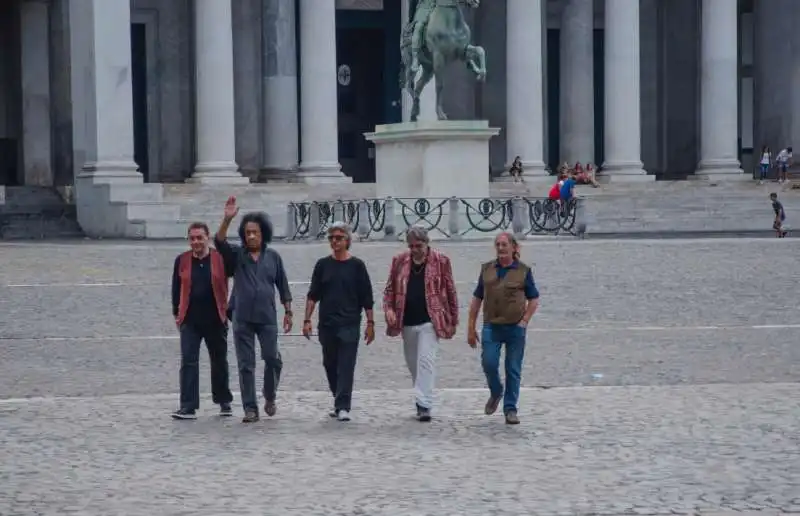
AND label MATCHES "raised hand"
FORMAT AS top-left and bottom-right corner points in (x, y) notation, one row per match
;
(223, 196), (239, 221)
